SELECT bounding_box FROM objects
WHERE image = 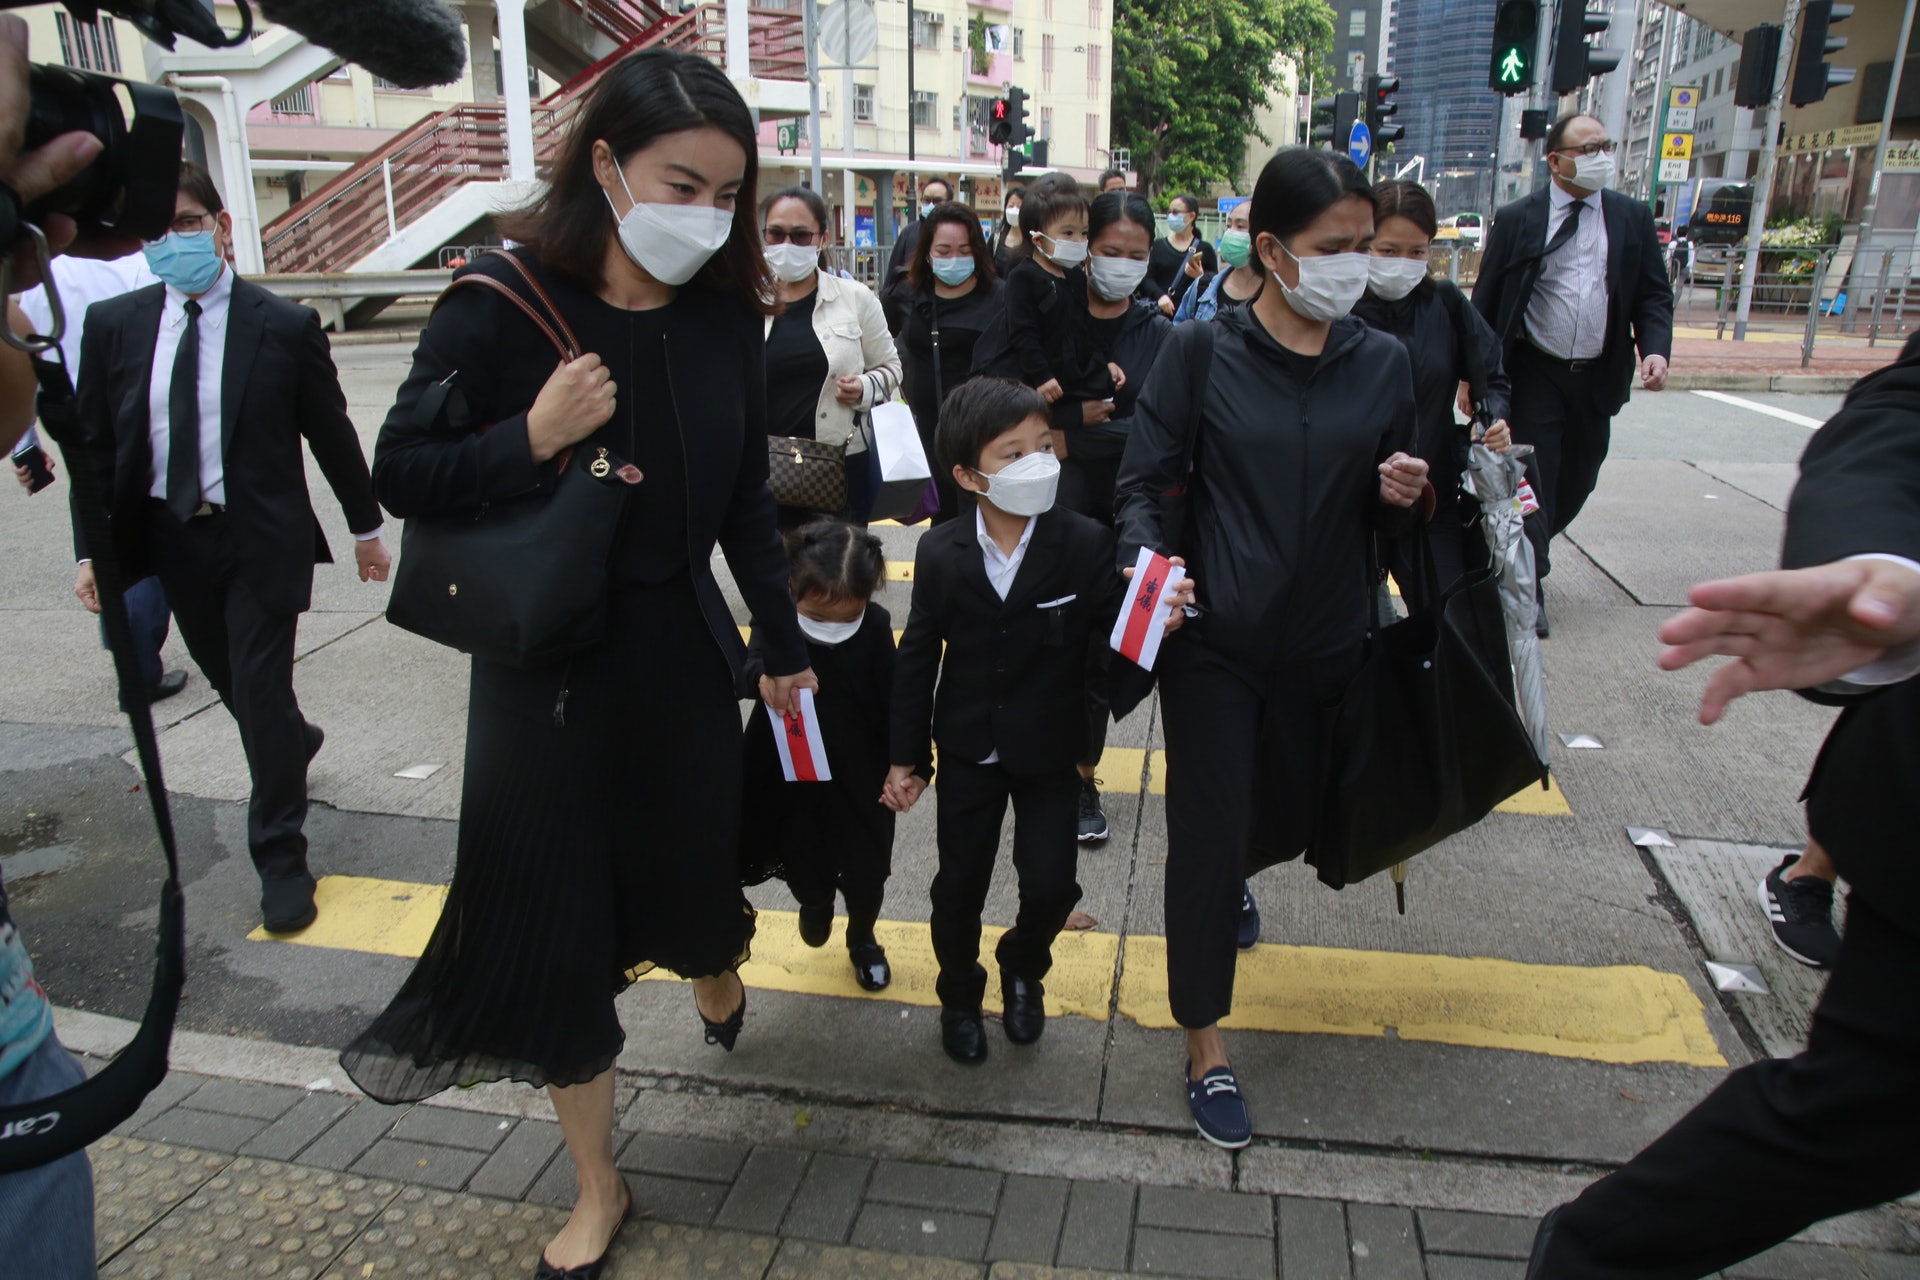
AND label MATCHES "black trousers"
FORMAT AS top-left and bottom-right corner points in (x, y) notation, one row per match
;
(1508, 343), (1614, 581)
(1529, 895), (1920, 1279)
(929, 756), (1082, 1010)
(145, 503), (309, 881)
(1158, 637), (1359, 1029)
